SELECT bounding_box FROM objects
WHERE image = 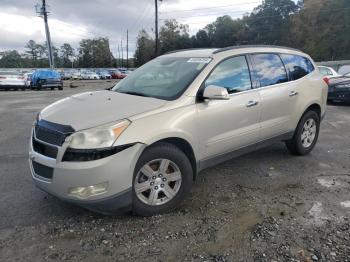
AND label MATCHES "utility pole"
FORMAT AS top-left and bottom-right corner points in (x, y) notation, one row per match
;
(117, 44), (120, 67)
(36, 0), (54, 68)
(121, 39), (124, 68)
(155, 0), (159, 57)
(126, 29), (129, 69)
